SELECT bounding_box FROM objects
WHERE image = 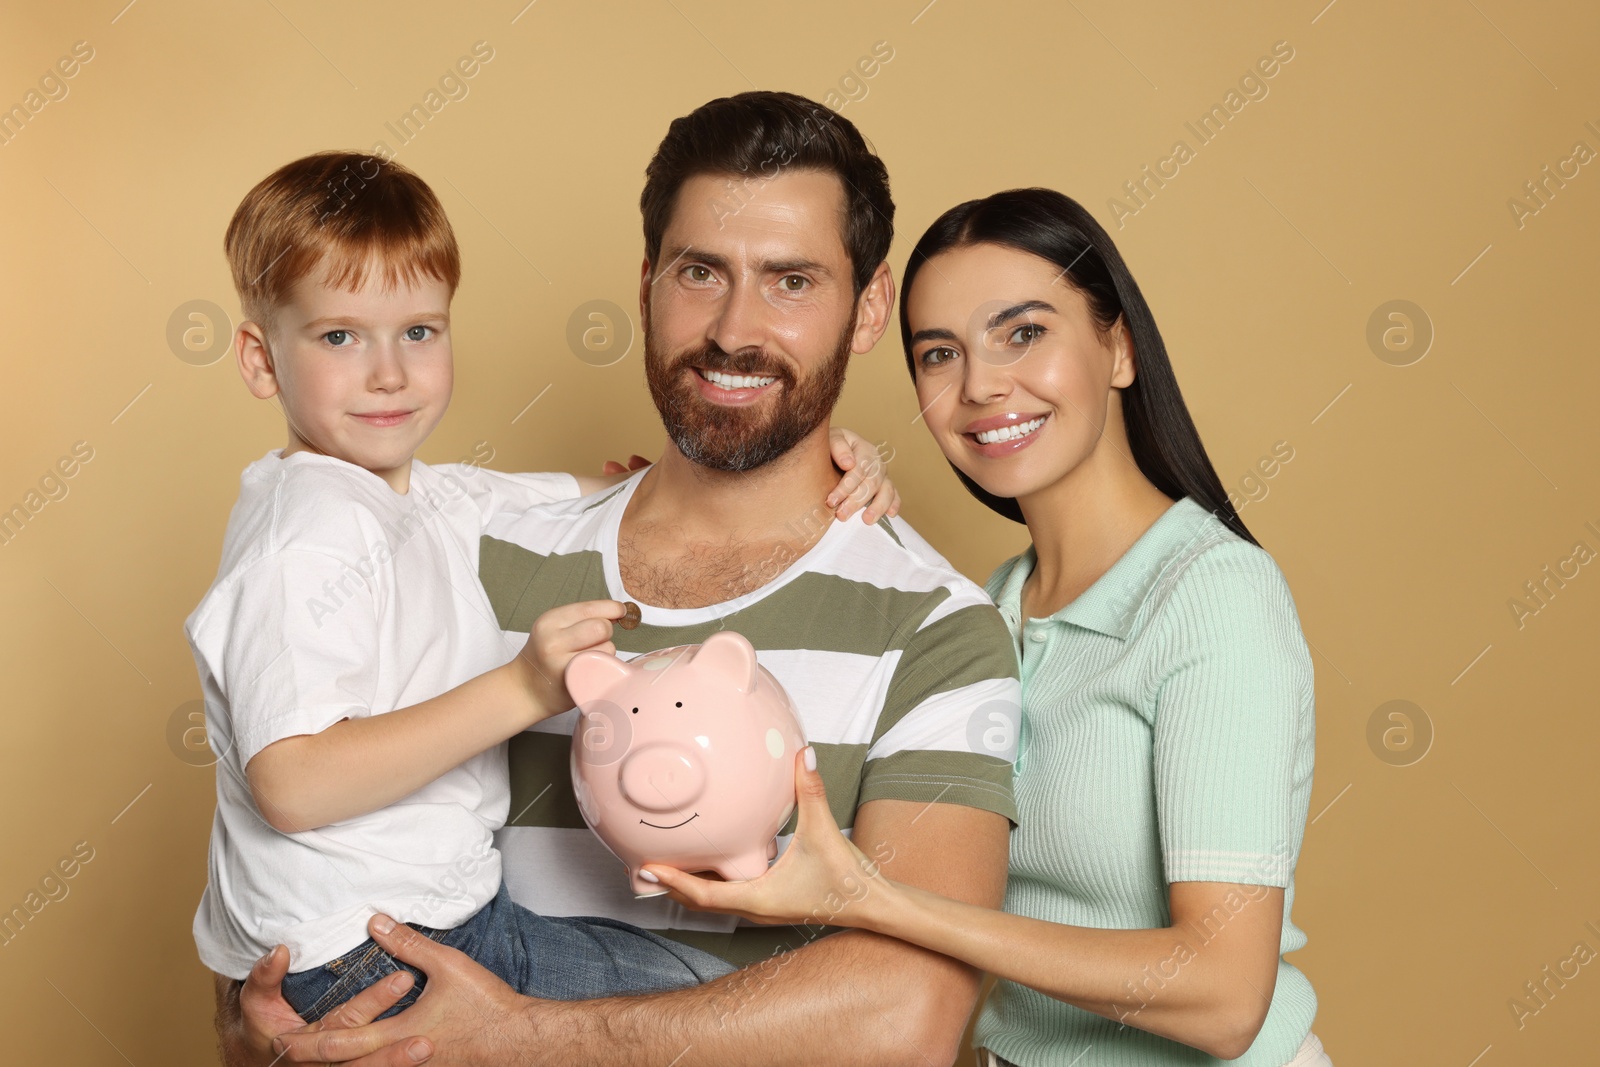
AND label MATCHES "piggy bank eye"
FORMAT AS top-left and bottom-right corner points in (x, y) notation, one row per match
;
(631, 707), (638, 715)
(675, 701), (683, 708)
